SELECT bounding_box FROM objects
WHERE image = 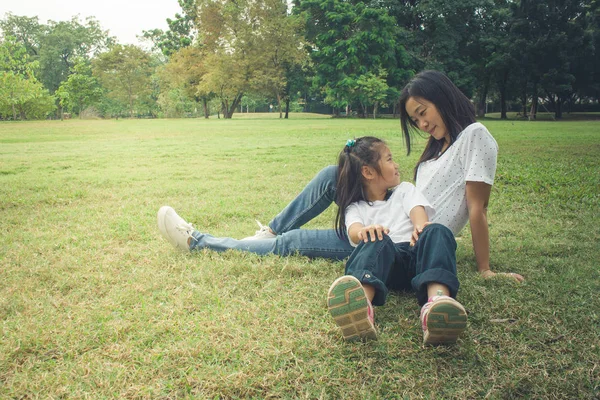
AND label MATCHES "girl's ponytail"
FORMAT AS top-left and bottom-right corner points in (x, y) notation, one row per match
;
(334, 137), (385, 239)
